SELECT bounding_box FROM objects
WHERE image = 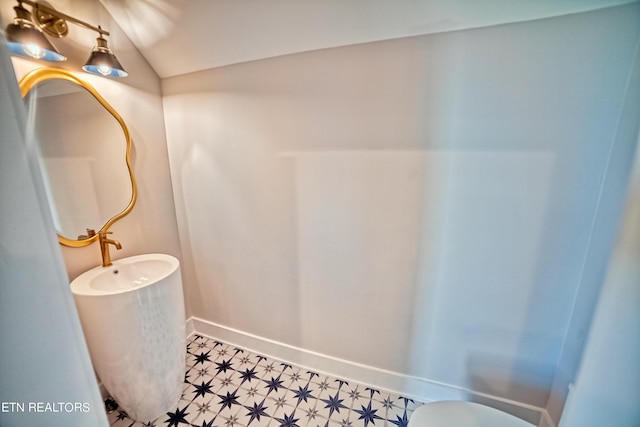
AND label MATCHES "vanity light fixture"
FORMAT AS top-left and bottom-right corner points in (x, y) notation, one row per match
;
(5, 0), (127, 77)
